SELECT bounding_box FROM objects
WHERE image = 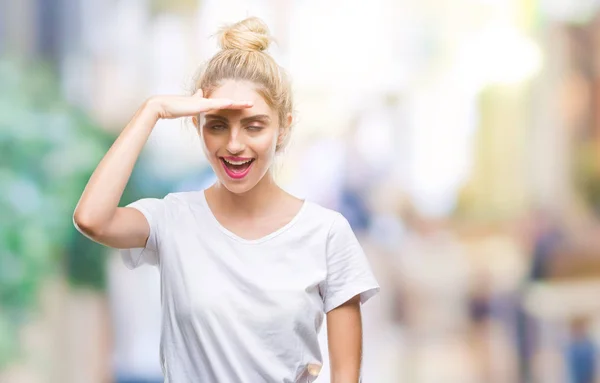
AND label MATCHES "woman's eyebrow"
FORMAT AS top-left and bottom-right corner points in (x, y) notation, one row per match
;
(240, 114), (271, 124)
(204, 114), (228, 122)
(204, 114), (271, 124)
